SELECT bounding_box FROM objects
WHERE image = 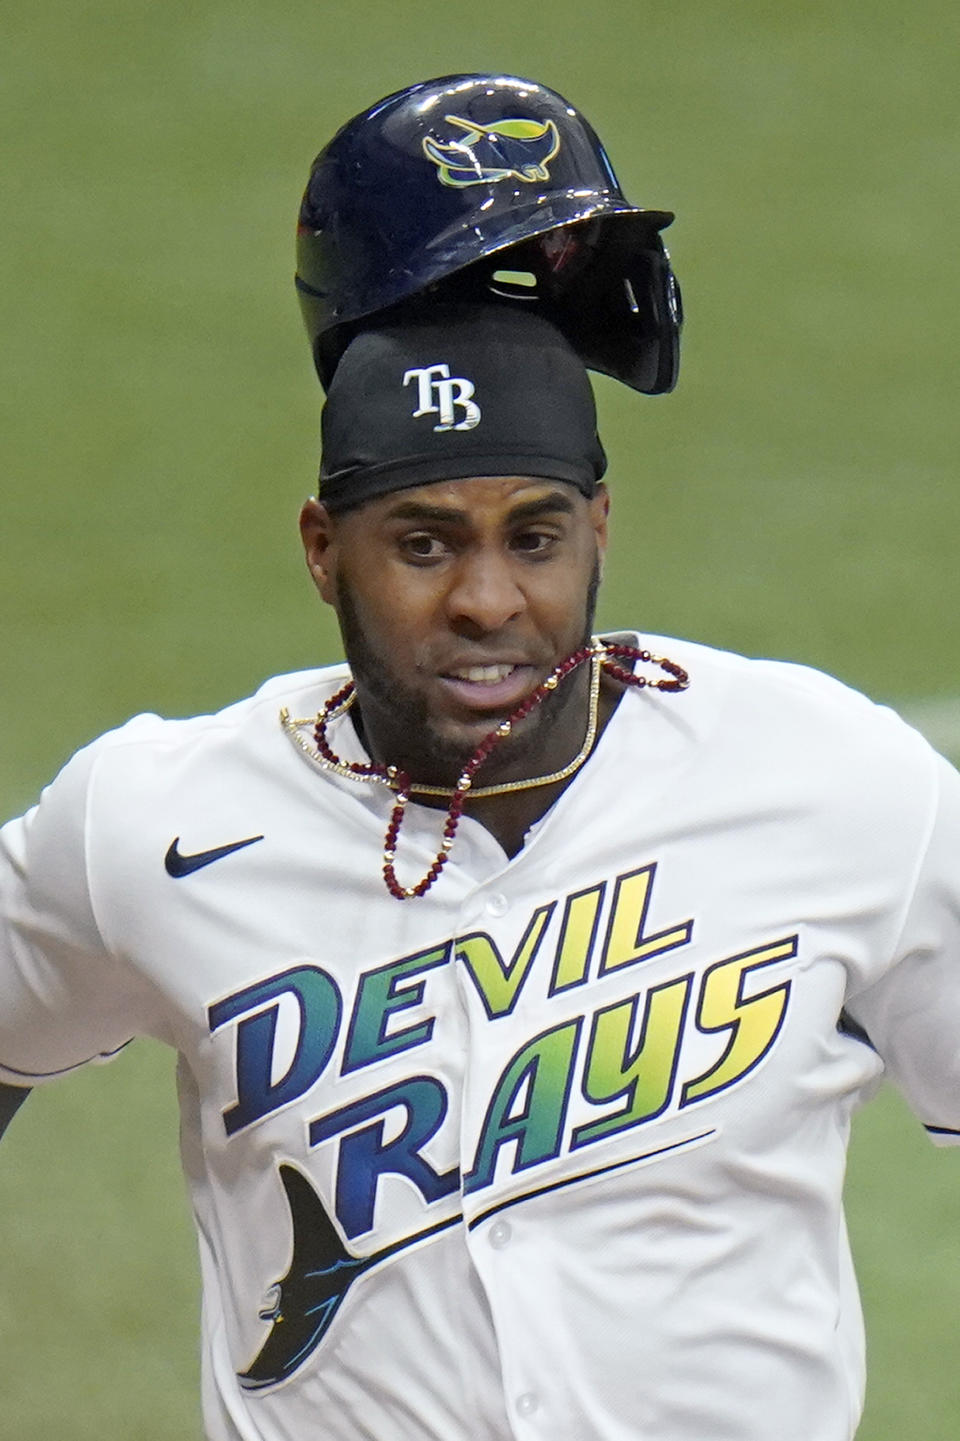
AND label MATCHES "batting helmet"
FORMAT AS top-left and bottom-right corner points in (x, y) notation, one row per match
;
(296, 74), (682, 394)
